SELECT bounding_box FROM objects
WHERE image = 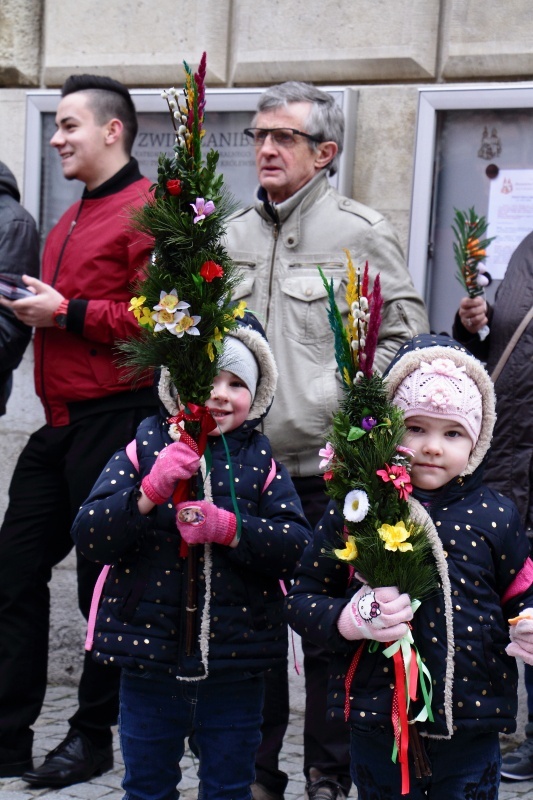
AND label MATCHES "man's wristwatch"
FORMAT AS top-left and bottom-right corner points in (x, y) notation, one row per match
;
(52, 298), (69, 329)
